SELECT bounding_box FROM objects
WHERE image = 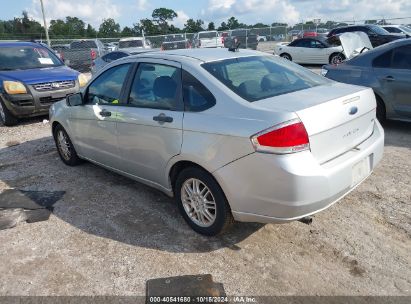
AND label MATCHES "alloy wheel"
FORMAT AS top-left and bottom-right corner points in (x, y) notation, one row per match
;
(56, 130), (71, 161)
(181, 178), (217, 227)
